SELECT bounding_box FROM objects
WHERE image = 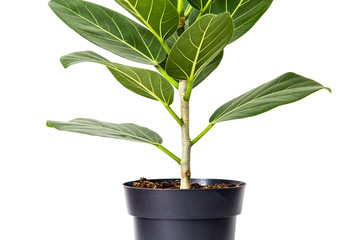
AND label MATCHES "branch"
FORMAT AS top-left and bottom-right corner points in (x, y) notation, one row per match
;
(155, 65), (179, 89)
(157, 145), (181, 164)
(191, 123), (214, 146)
(196, 0), (213, 21)
(184, 5), (193, 19)
(179, 81), (191, 189)
(183, 80), (193, 101)
(160, 39), (171, 54)
(164, 104), (184, 126)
